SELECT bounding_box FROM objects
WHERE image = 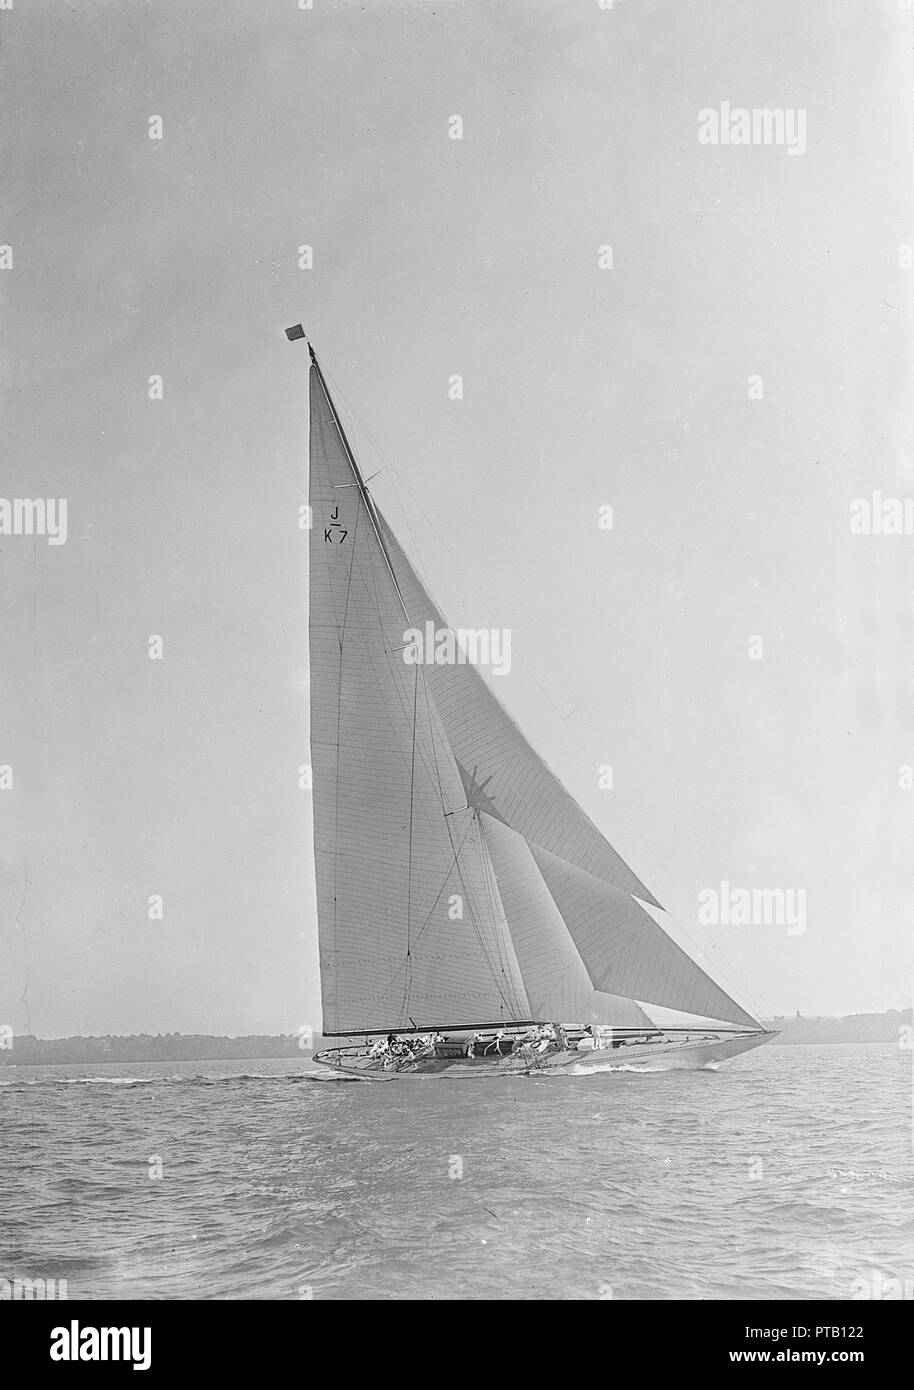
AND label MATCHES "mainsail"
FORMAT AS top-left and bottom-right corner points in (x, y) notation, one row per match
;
(307, 349), (759, 1035)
